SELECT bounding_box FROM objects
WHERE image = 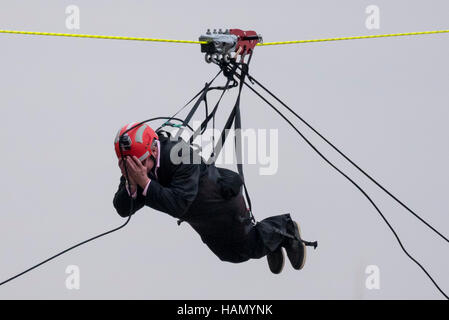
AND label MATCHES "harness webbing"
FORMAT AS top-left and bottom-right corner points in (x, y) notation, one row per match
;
(174, 59), (256, 223)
